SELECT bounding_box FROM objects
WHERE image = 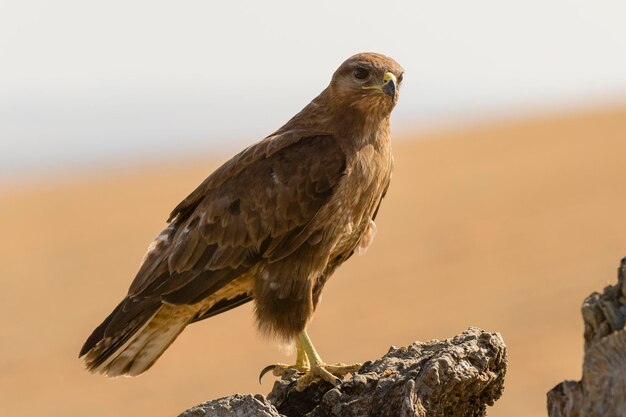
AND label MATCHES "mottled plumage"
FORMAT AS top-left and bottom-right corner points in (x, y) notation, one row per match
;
(80, 52), (404, 377)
